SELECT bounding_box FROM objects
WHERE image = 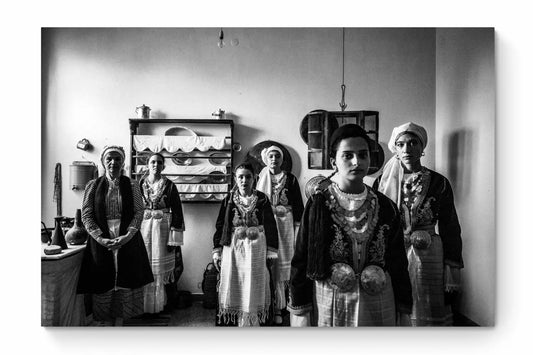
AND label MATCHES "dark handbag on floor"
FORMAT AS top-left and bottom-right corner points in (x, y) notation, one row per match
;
(202, 262), (219, 309)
